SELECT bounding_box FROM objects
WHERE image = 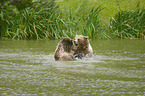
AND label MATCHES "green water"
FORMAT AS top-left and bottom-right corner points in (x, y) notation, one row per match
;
(0, 39), (145, 96)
